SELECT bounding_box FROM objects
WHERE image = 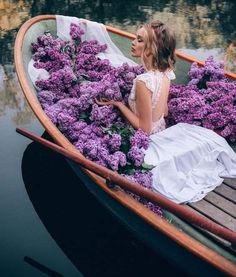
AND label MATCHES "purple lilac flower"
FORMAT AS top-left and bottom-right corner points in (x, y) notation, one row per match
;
(130, 129), (150, 150)
(168, 57), (236, 141)
(83, 139), (101, 159)
(44, 103), (63, 124)
(114, 151), (127, 167)
(37, 90), (56, 109)
(109, 134), (122, 152)
(70, 23), (85, 41)
(128, 146), (145, 167)
(90, 104), (118, 126)
(80, 39), (107, 55)
(57, 112), (77, 132)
